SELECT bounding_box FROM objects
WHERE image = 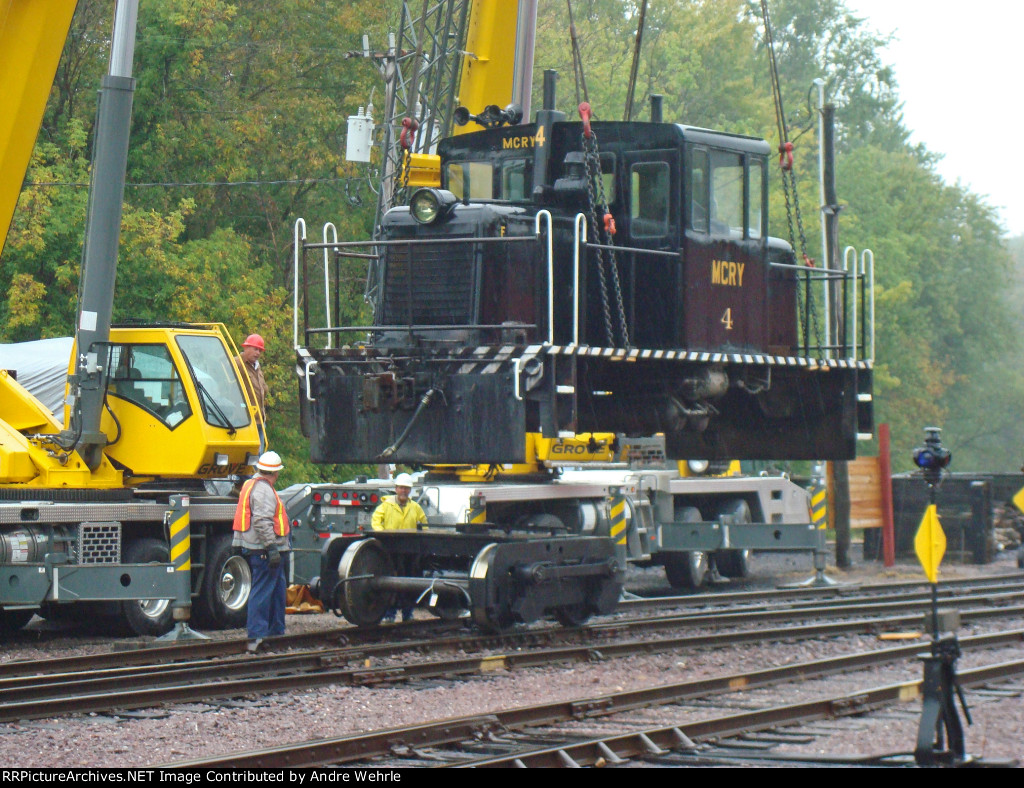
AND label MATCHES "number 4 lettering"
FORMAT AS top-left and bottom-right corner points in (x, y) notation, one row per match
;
(721, 308), (733, 330)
